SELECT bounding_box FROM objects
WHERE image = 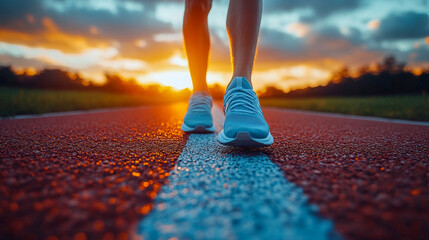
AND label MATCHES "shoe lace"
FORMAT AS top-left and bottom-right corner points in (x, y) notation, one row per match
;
(189, 95), (212, 112)
(224, 88), (259, 114)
